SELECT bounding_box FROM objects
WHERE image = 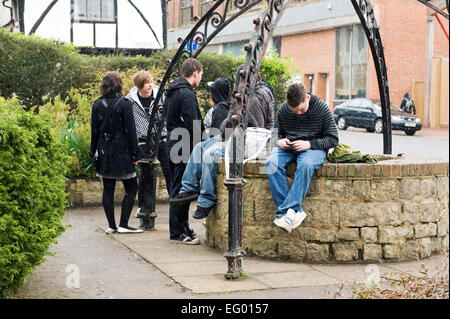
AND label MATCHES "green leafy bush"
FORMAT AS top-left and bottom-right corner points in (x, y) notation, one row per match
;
(0, 96), (69, 298)
(260, 50), (300, 109)
(0, 28), (96, 109)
